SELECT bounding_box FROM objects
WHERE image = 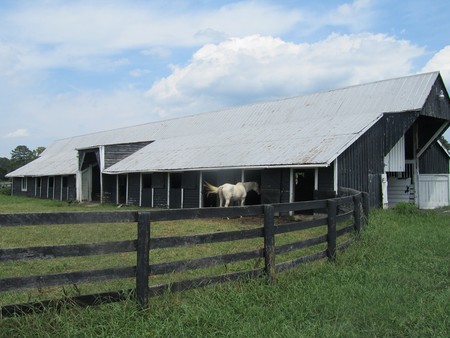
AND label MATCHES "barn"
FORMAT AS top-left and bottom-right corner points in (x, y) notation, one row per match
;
(7, 71), (450, 209)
